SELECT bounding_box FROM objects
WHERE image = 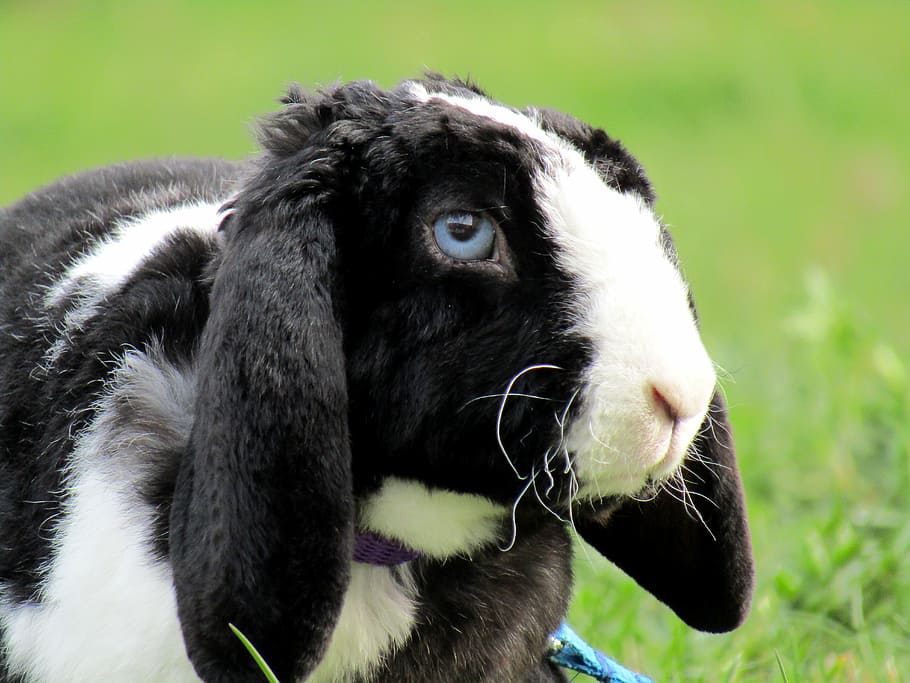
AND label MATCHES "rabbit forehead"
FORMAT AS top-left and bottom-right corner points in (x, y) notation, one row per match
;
(406, 81), (573, 160)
